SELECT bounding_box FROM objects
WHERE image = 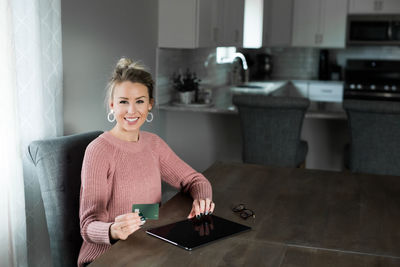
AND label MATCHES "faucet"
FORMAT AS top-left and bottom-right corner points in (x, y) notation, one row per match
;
(232, 52), (249, 84)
